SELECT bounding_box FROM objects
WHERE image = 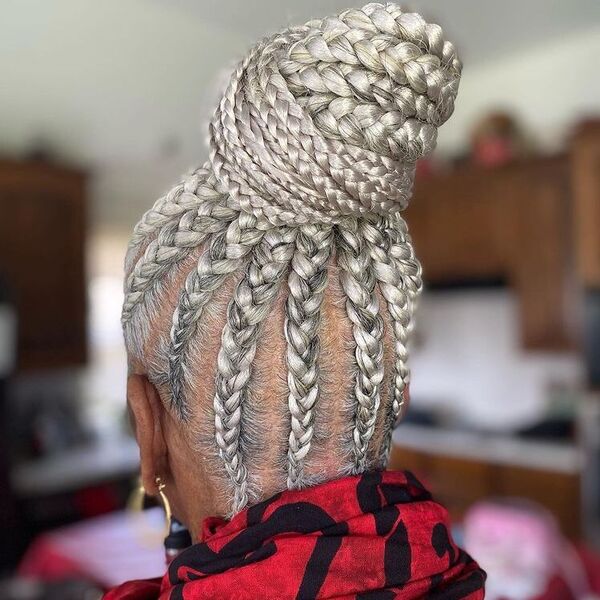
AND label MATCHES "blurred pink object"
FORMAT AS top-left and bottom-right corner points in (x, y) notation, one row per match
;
(473, 138), (514, 166)
(463, 500), (598, 600)
(415, 157), (435, 179)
